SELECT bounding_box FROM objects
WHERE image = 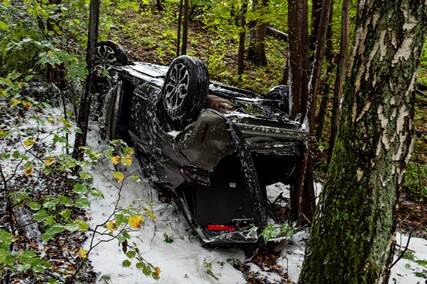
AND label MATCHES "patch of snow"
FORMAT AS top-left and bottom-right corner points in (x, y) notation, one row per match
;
(390, 234), (427, 284)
